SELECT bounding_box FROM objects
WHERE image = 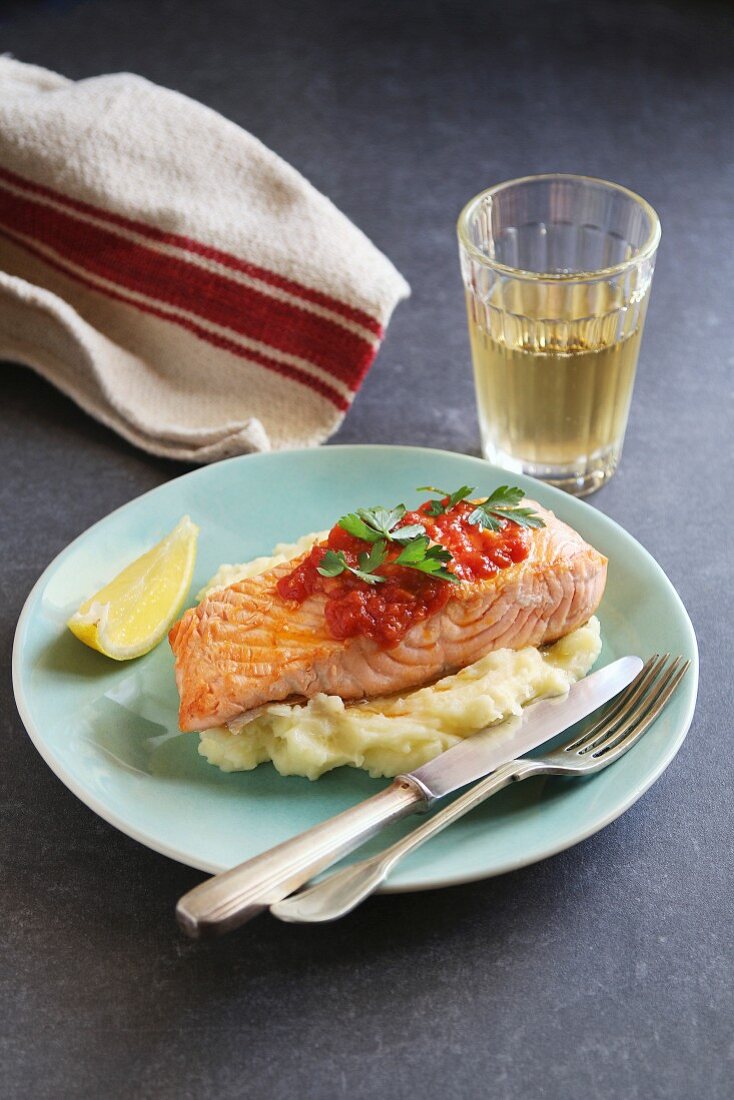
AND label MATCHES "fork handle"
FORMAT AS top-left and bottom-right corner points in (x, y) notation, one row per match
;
(271, 758), (541, 924)
(176, 778), (424, 937)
